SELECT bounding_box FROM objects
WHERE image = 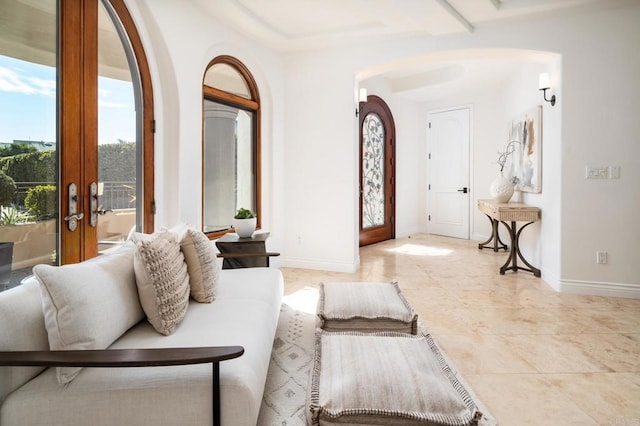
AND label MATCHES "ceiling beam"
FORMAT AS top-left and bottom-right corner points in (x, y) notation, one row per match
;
(489, 0), (502, 10)
(434, 0), (474, 33)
